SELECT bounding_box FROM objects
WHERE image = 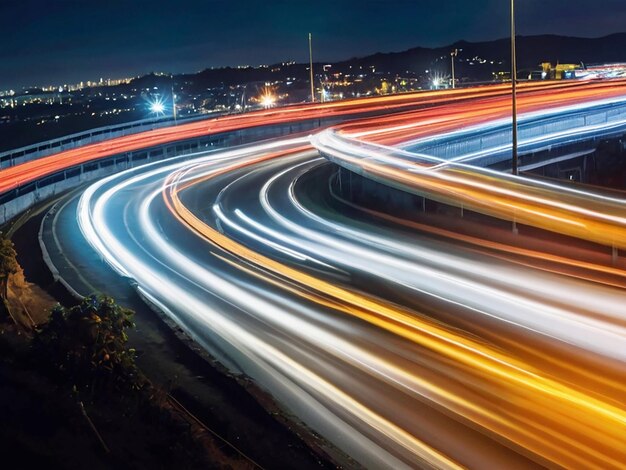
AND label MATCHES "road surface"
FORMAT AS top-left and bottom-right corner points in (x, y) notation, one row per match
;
(21, 81), (626, 468)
